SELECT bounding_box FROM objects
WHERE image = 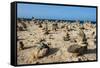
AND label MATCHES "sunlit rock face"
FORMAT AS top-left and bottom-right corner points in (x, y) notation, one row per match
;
(83, 22), (93, 30)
